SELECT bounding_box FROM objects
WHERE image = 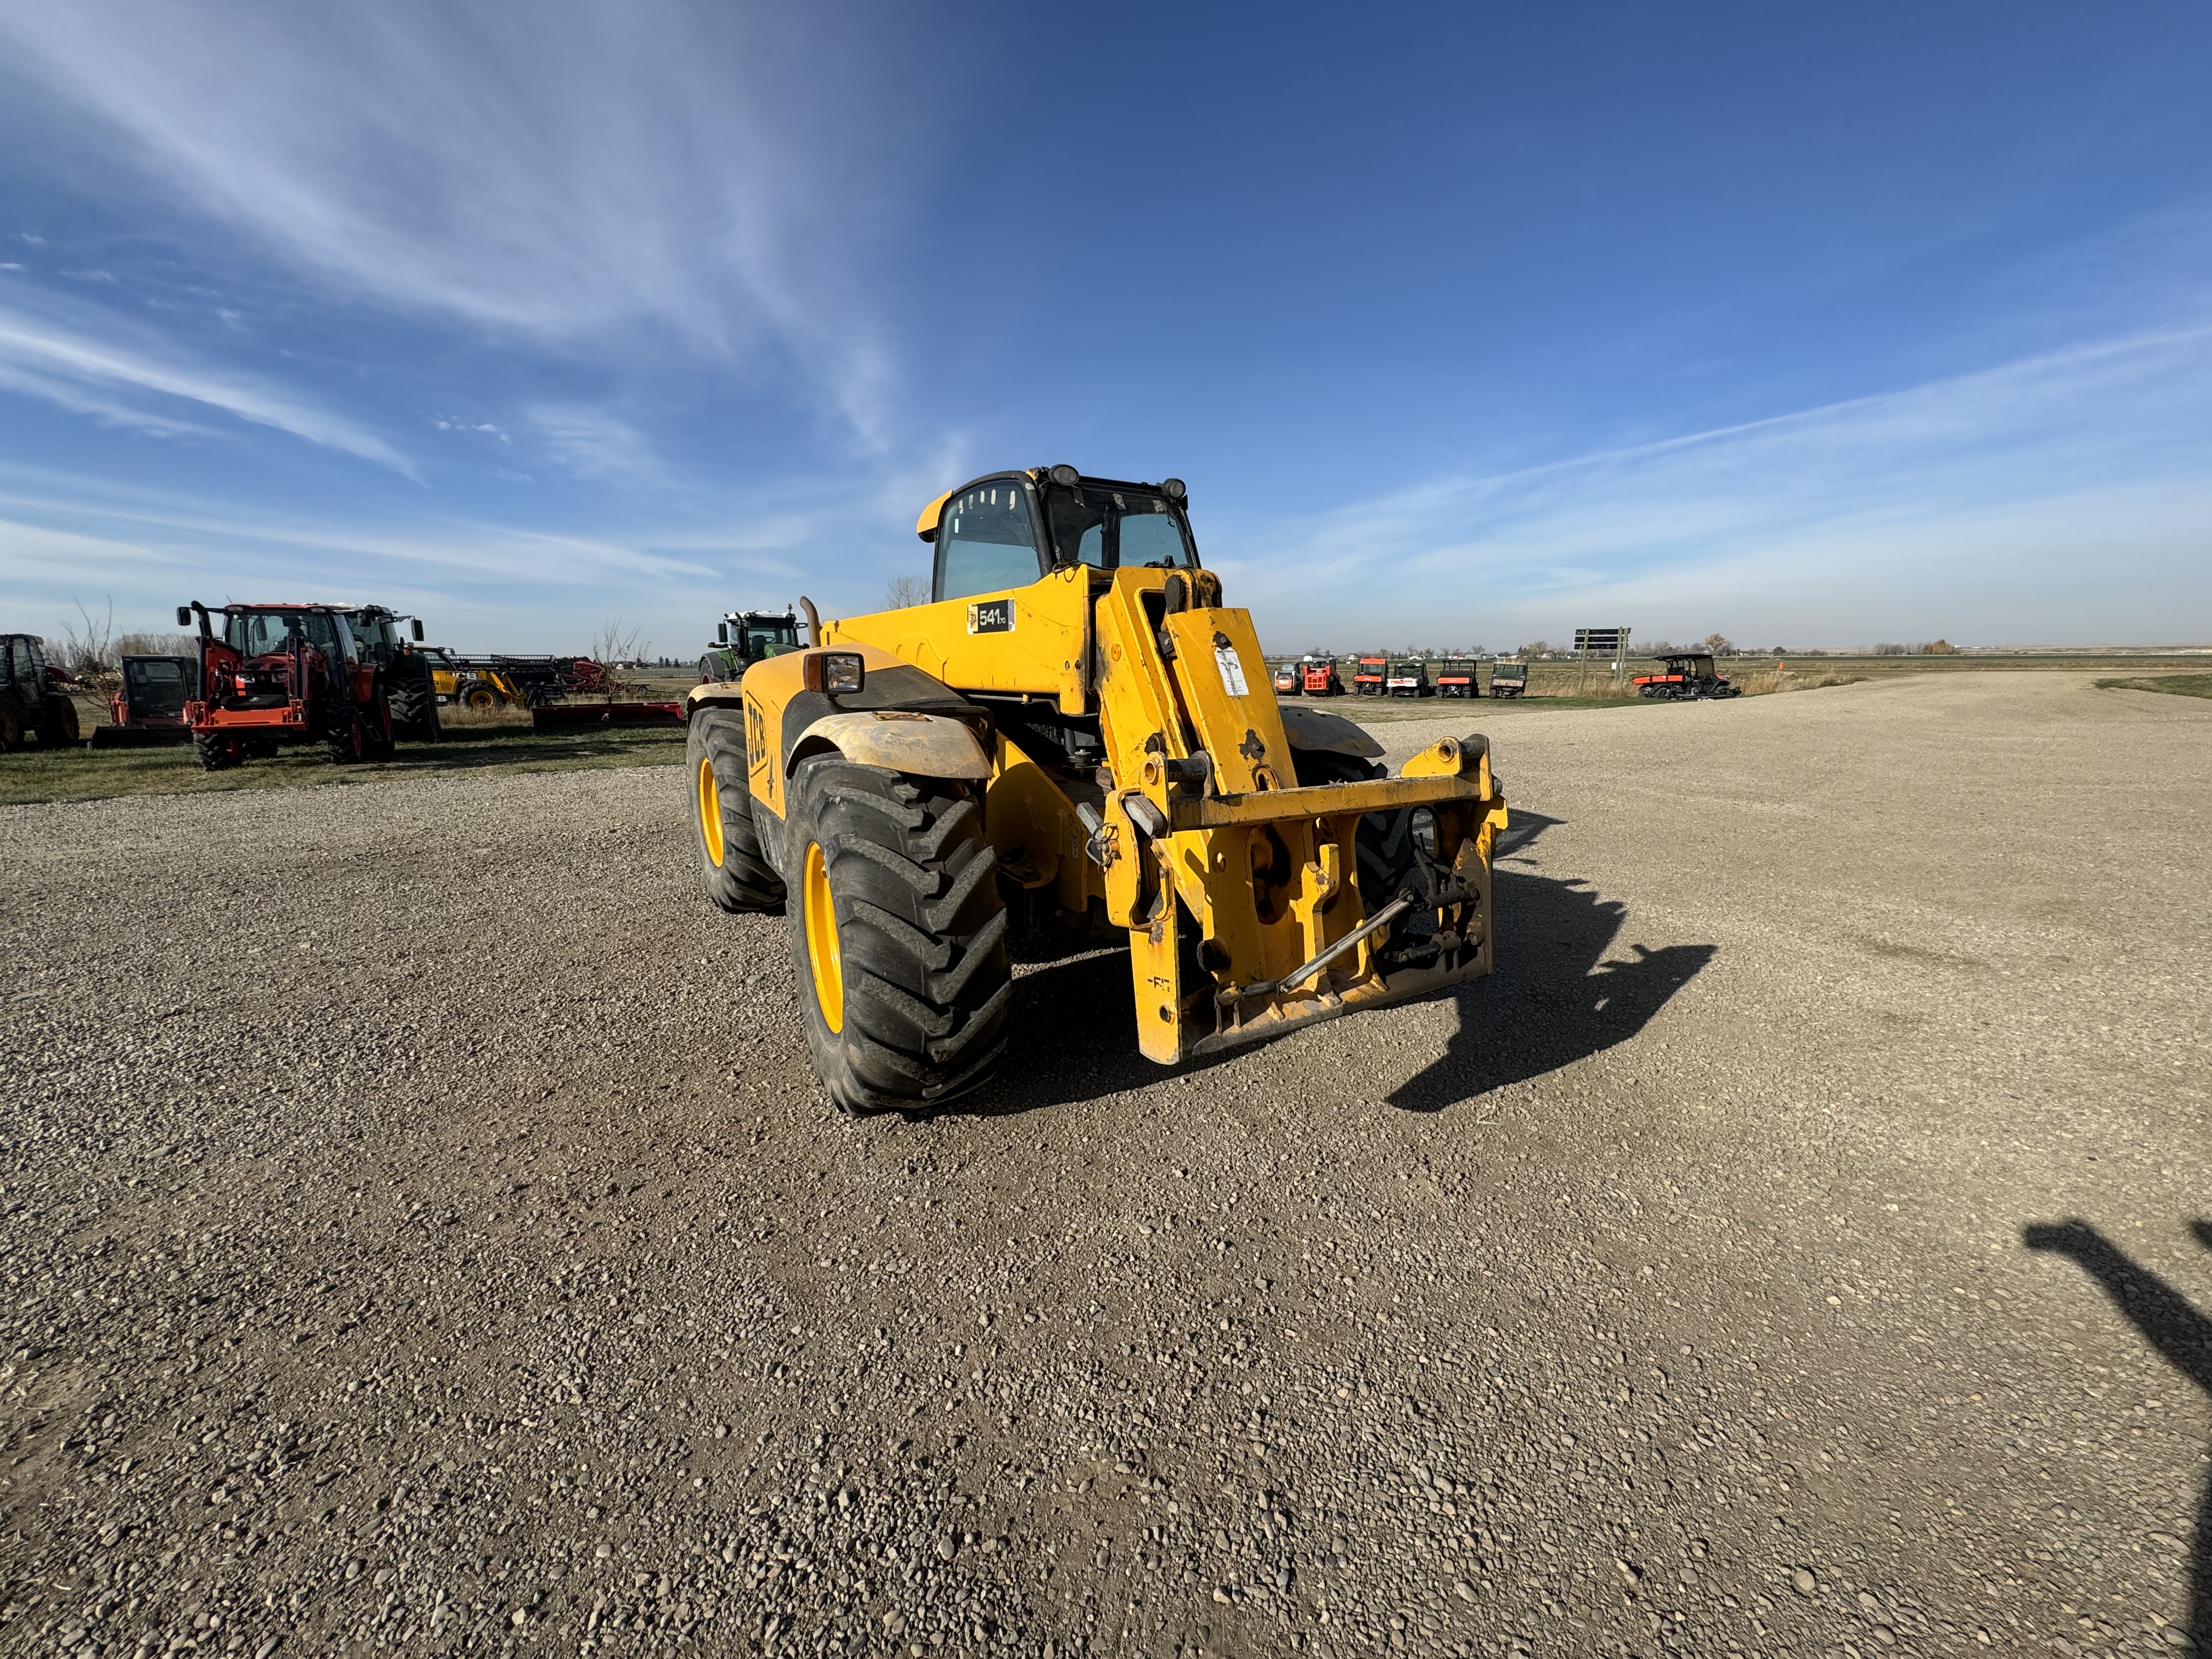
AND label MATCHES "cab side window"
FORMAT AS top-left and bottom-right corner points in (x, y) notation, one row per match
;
(936, 479), (1044, 602)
